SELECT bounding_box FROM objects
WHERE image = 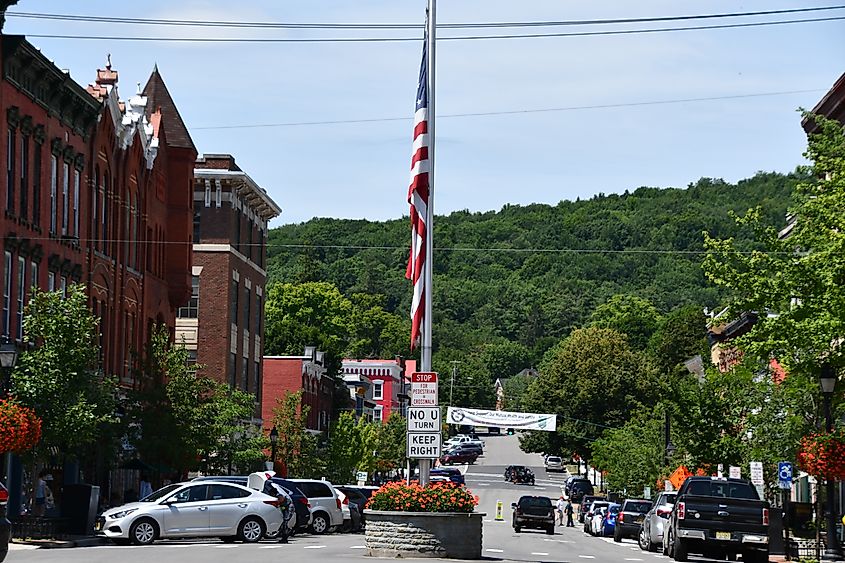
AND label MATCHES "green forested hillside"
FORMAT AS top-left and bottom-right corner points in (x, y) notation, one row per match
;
(266, 172), (799, 403)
